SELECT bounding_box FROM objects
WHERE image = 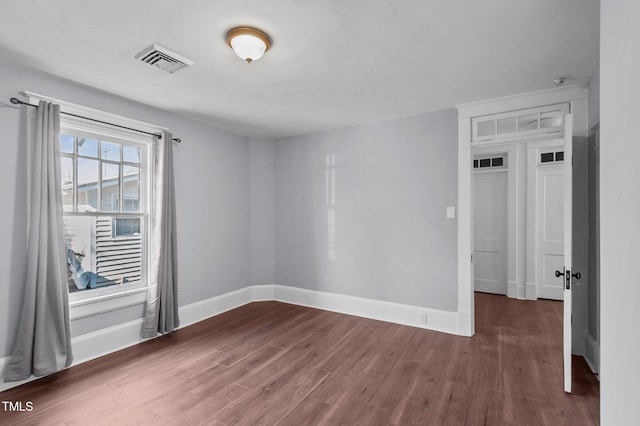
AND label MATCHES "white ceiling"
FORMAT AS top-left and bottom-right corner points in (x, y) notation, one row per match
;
(0, 0), (599, 139)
